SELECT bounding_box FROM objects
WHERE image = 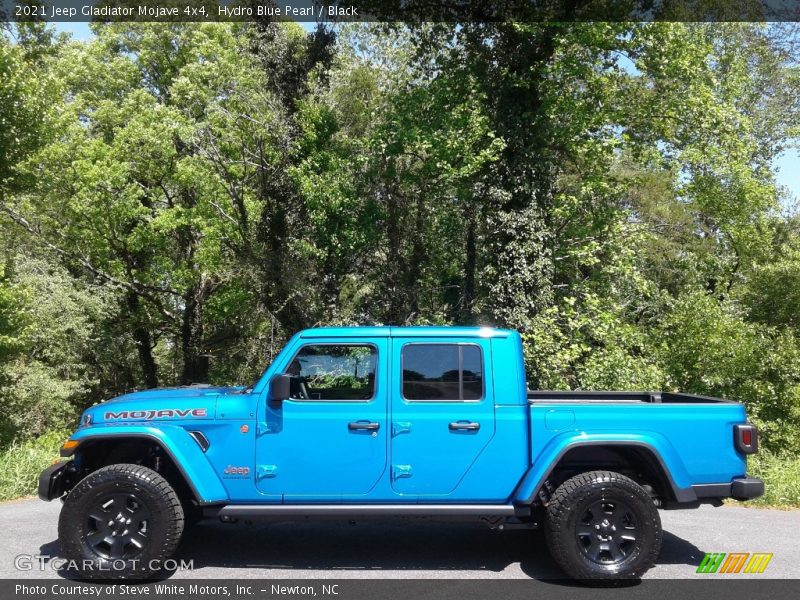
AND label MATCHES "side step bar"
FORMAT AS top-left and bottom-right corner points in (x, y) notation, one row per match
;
(208, 504), (517, 520)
